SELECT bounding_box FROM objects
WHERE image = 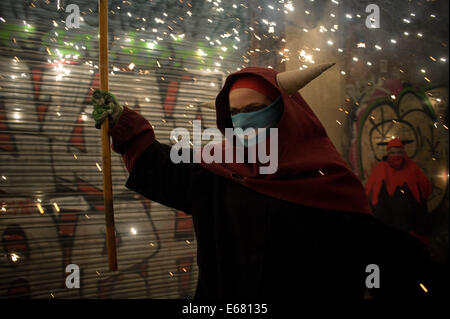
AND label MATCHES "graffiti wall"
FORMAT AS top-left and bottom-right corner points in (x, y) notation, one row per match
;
(0, 0), (250, 298)
(344, 75), (449, 262)
(326, 0), (450, 264)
